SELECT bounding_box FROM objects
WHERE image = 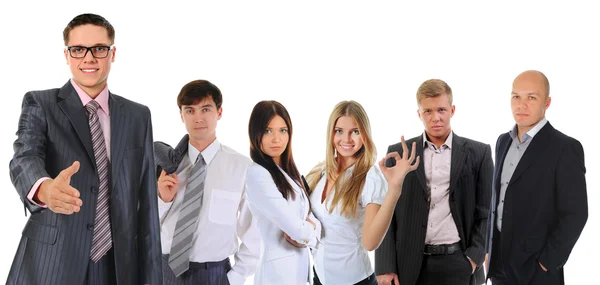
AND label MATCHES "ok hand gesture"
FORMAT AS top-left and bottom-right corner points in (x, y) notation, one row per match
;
(378, 136), (420, 192)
